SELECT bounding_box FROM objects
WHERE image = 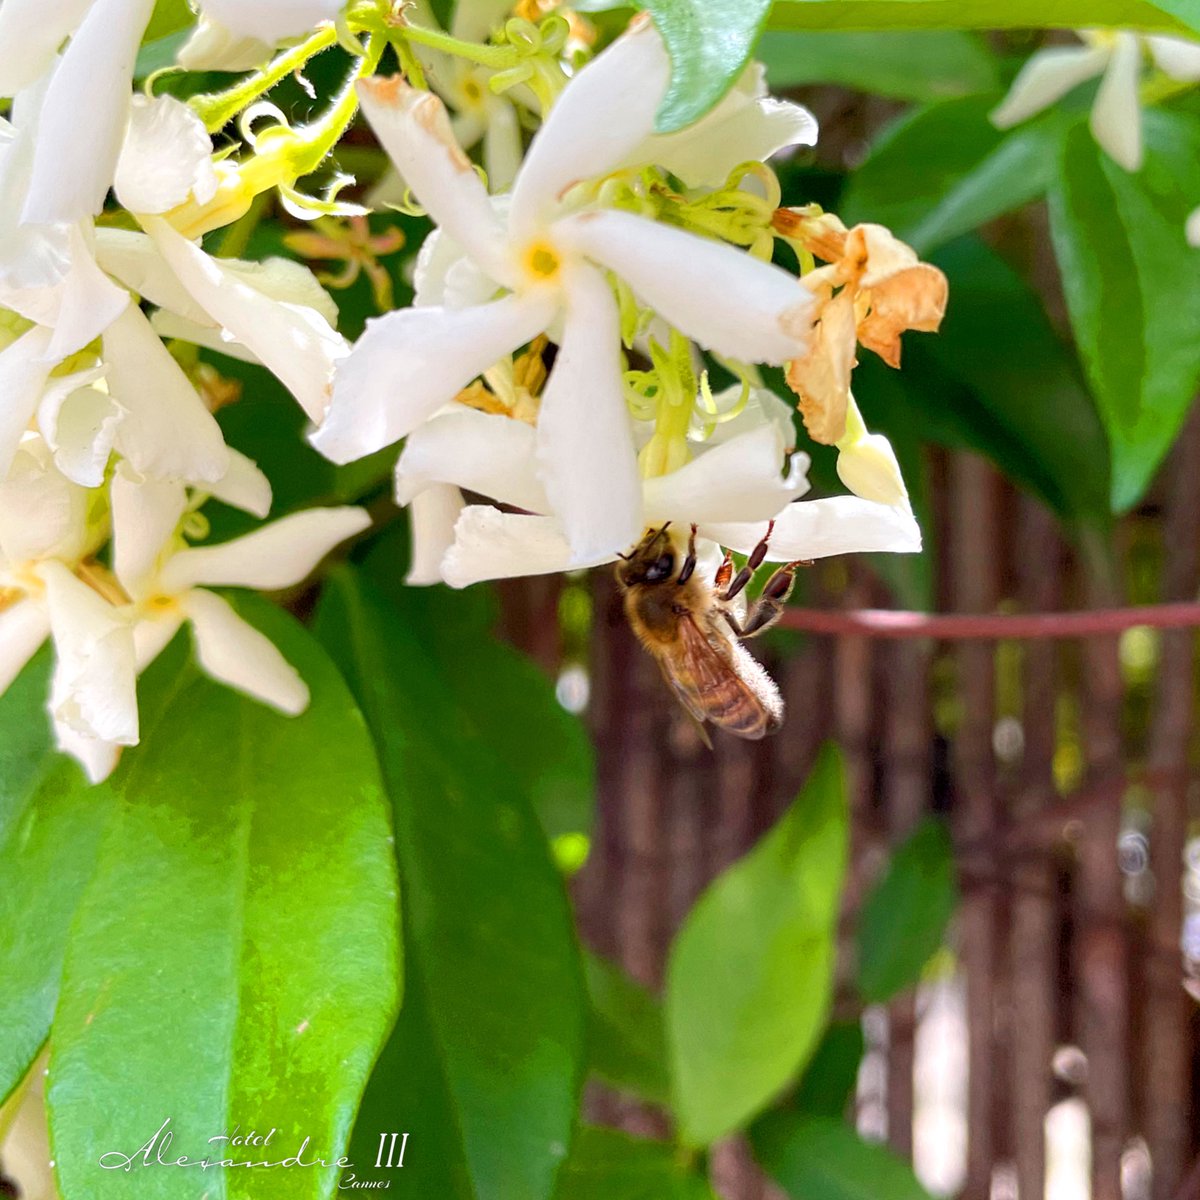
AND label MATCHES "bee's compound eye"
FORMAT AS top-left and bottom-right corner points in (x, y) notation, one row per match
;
(644, 552), (674, 583)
